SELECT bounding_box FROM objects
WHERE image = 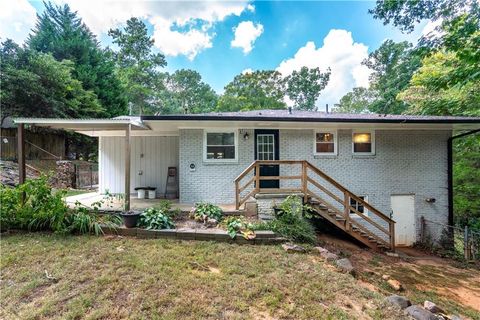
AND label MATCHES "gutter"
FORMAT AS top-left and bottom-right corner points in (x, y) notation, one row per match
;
(448, 129), (480, 226)
(141, 115), (480, 124)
